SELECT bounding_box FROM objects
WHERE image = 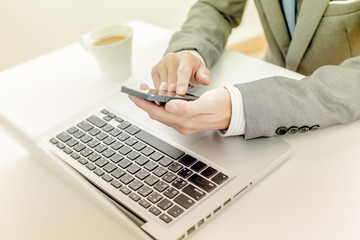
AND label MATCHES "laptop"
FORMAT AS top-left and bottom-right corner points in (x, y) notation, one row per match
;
(0, 76), (286, 240)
